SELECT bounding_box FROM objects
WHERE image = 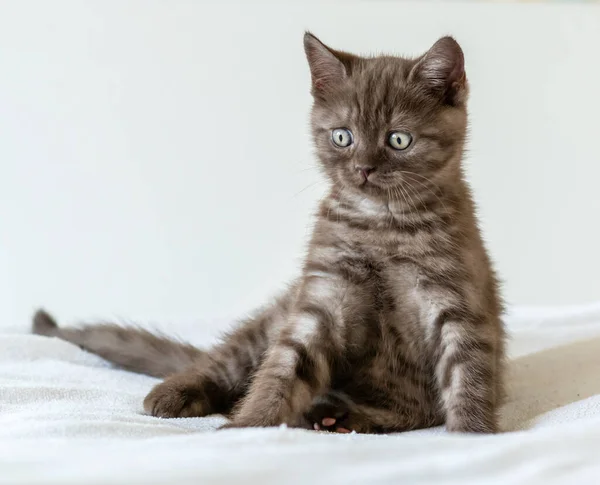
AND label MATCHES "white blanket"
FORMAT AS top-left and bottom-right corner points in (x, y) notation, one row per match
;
(2, 305), (600, 484)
